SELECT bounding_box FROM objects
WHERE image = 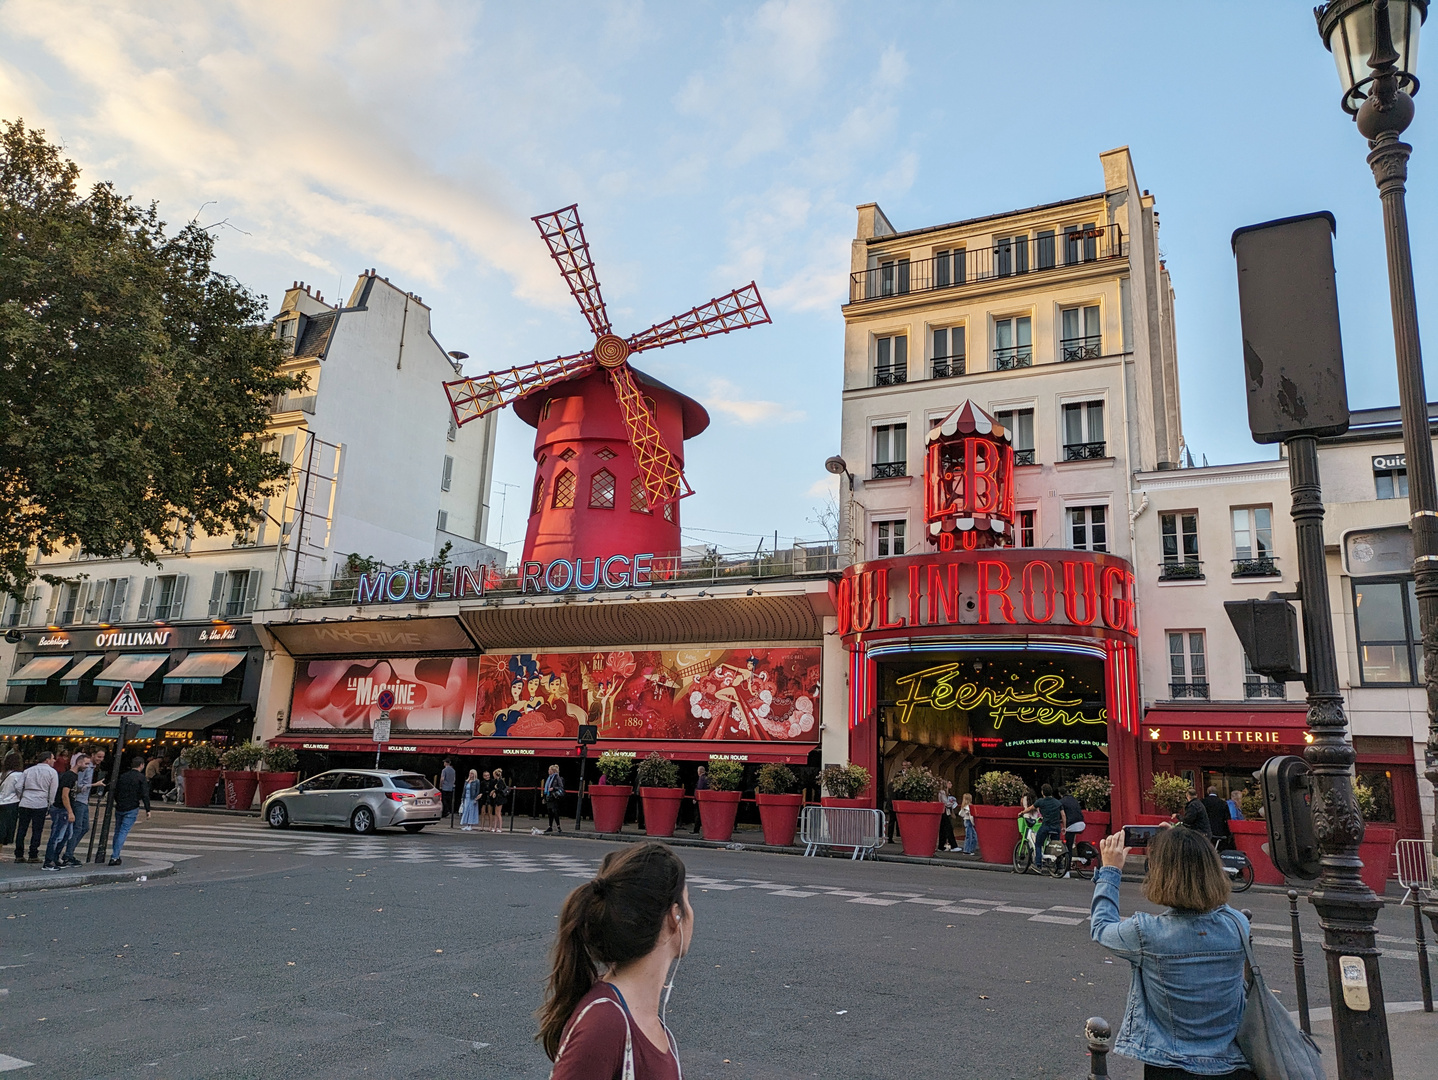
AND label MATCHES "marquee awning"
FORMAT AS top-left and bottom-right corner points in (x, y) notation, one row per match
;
(6, 655), (72, 685)
(266, 734), (818, 765)
(162, 651), (248, 684)
(58, 655), (105, 684)
(93, 653), (169, 687)
(0, 704), (200, 738)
